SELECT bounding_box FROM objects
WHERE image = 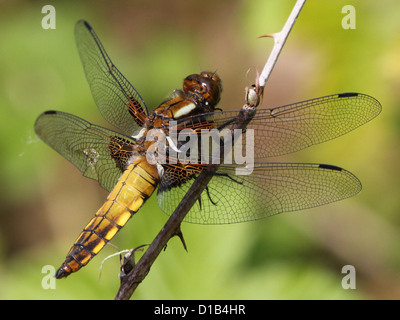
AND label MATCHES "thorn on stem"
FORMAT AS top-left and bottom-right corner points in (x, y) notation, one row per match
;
(258, 33), (276, 39)
(173, 227), (188, 252)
